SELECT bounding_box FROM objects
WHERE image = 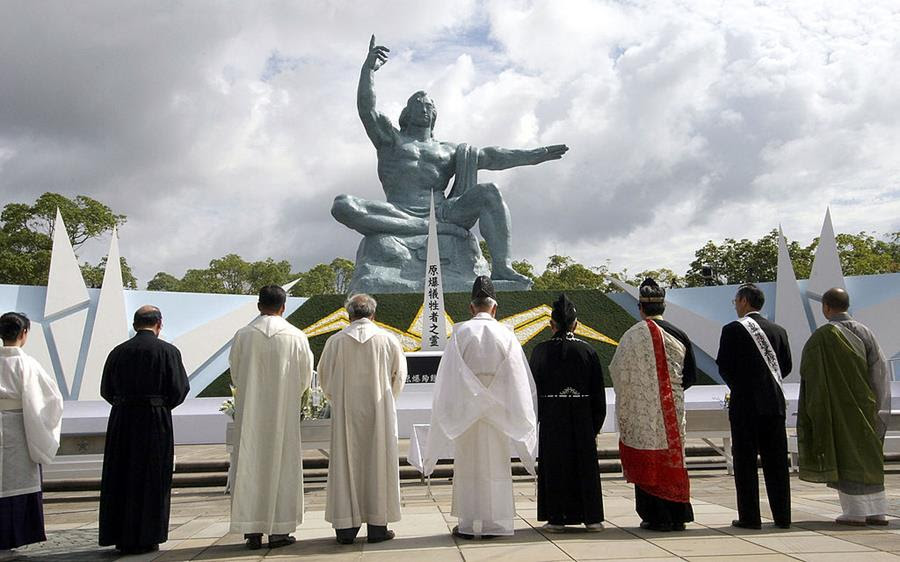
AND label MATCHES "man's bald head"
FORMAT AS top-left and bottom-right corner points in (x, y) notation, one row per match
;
(822, 287), (850, 319)
(133, 305), (162, 332)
